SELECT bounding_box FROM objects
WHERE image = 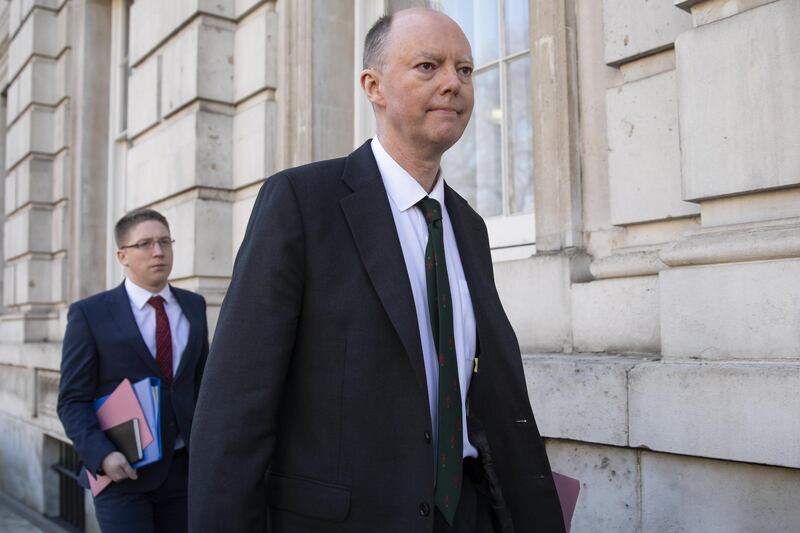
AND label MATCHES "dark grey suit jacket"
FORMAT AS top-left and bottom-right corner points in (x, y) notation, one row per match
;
(189, 141), (564, 532)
